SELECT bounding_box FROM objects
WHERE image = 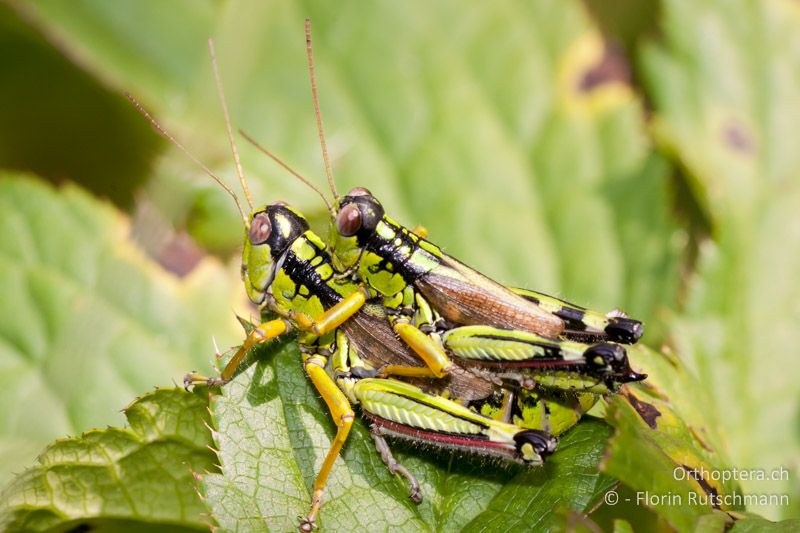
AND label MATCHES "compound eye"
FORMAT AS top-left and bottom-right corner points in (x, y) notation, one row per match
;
(347, 186), (372, 198)
(336, 203), (362, 236)
(249, 212), (272, 245)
